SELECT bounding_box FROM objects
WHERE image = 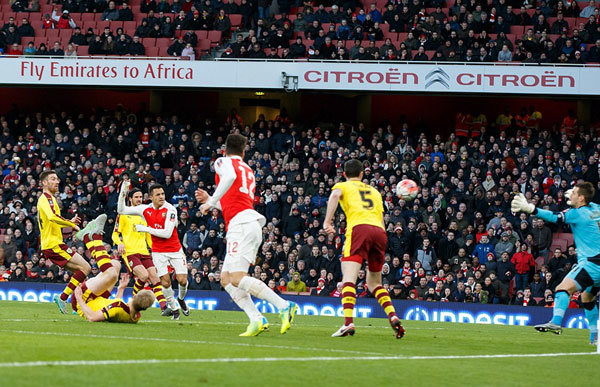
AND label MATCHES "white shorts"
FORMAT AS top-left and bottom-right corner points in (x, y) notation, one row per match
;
(152, 249), (188, 277)
(222, 220), (262, 273)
